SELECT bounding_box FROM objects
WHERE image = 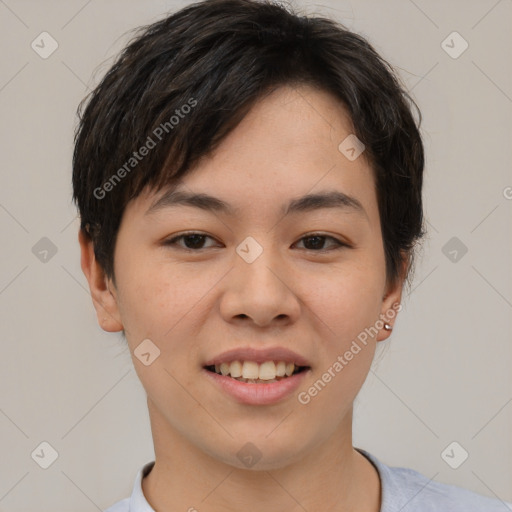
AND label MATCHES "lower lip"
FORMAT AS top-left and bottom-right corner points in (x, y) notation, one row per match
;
(202, 368), (310, 405)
